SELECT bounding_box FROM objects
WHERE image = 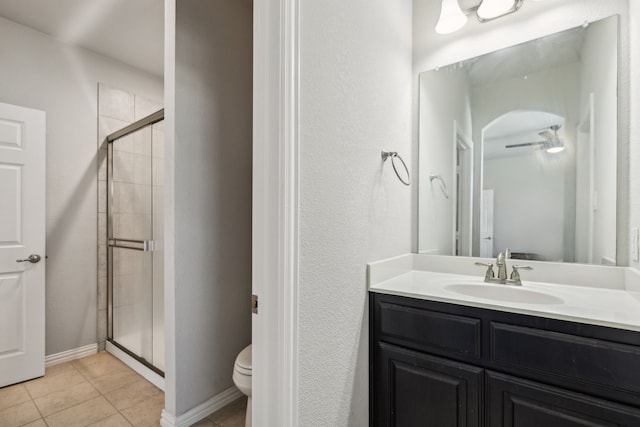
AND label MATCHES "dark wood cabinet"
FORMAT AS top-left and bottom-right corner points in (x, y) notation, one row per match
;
(486, 371), (640, 427)
(370, 292), (640, 427)
(374, 342), (483, 427)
